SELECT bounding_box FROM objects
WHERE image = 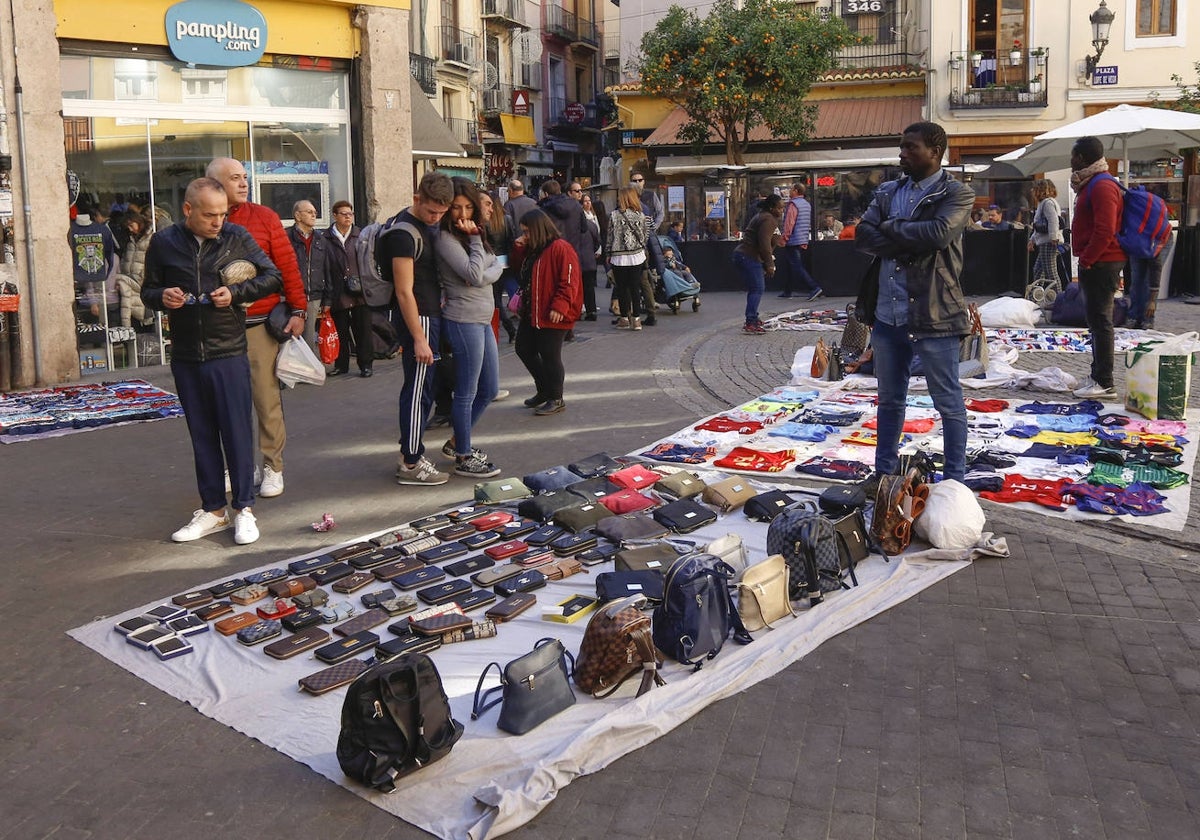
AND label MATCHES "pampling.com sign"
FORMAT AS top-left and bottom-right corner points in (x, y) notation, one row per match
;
(166, 0), (268, 67)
